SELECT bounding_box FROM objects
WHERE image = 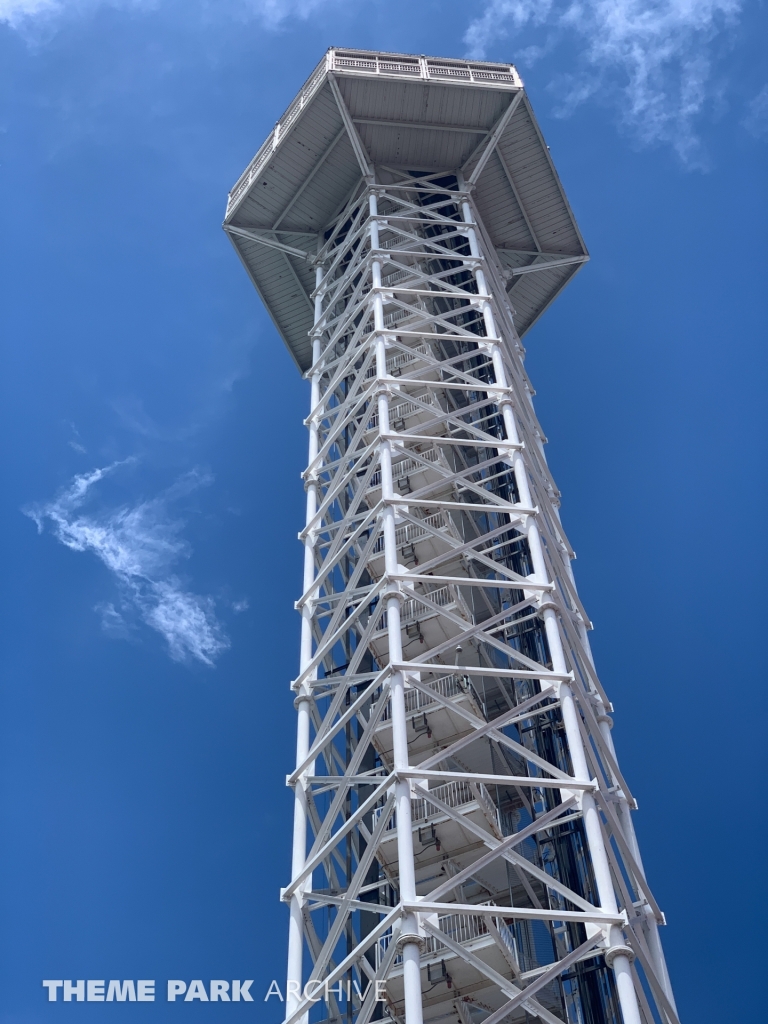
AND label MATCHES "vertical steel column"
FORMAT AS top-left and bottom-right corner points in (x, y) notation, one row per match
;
(595, 708), (677, 1009)
(286, 266), (325, 1022)
(459, 195), (643, 1024)
(369, 190), (424, 1024)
